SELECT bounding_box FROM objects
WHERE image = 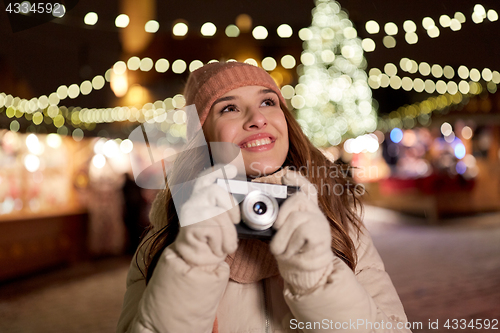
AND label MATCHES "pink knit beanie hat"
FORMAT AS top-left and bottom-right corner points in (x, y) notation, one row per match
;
(184, 61), (286, 139)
